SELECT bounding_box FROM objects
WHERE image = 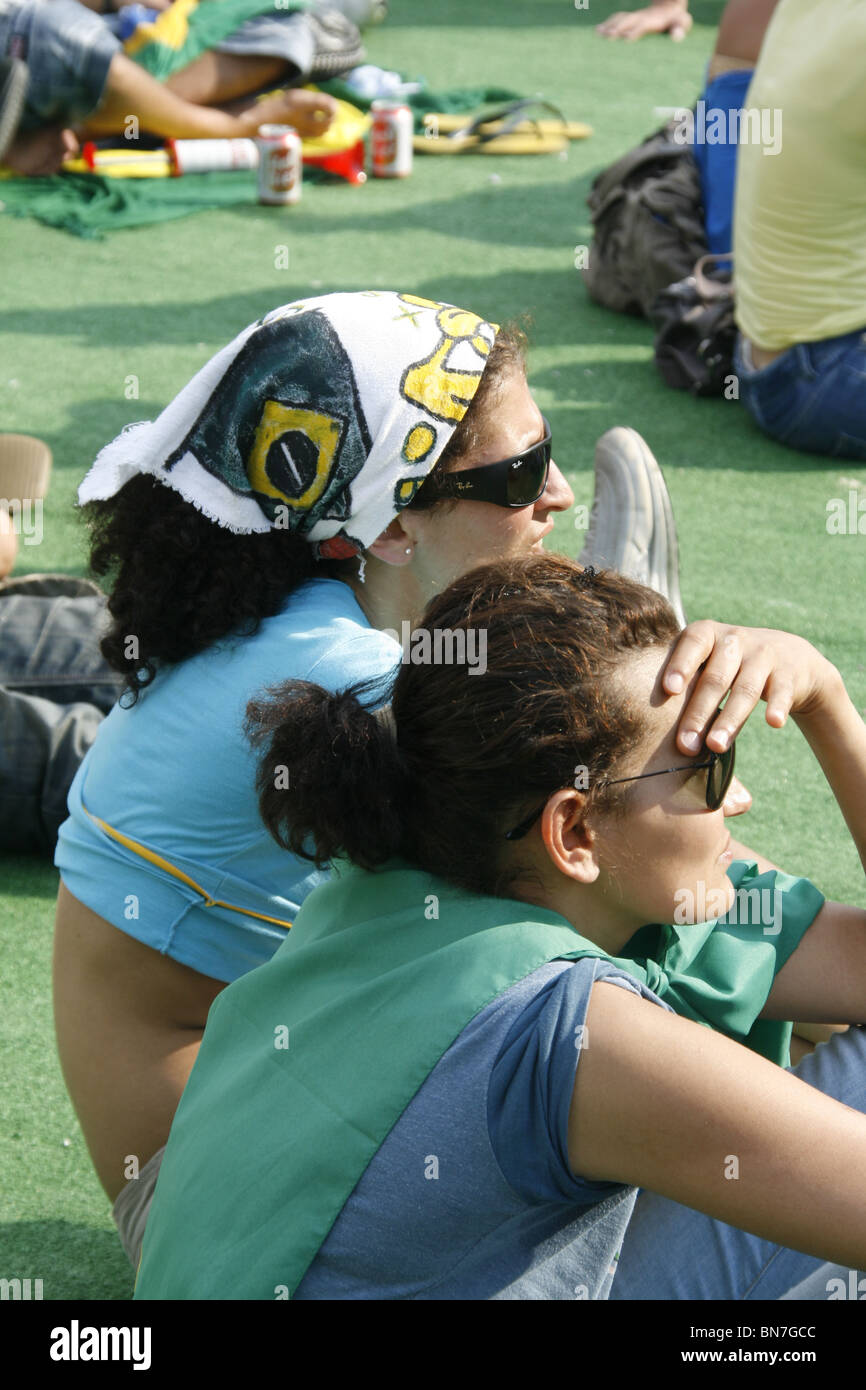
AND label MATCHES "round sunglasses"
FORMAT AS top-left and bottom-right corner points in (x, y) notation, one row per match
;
(412, 417), (552, 511)
(505, 741), (736, 841)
